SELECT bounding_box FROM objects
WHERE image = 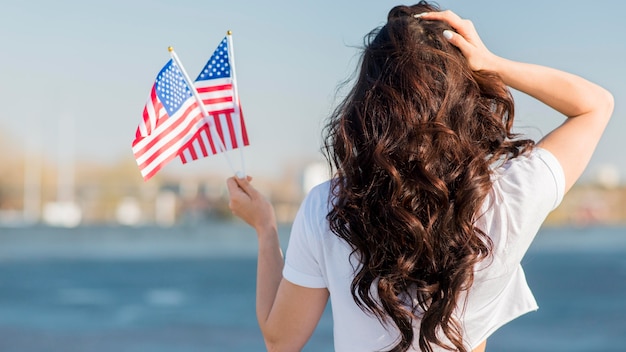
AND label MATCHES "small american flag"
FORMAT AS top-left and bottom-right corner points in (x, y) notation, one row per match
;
(132, 36), (249, 180)
(178, 37), (249, 165)
(132, 59), (205, 180)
